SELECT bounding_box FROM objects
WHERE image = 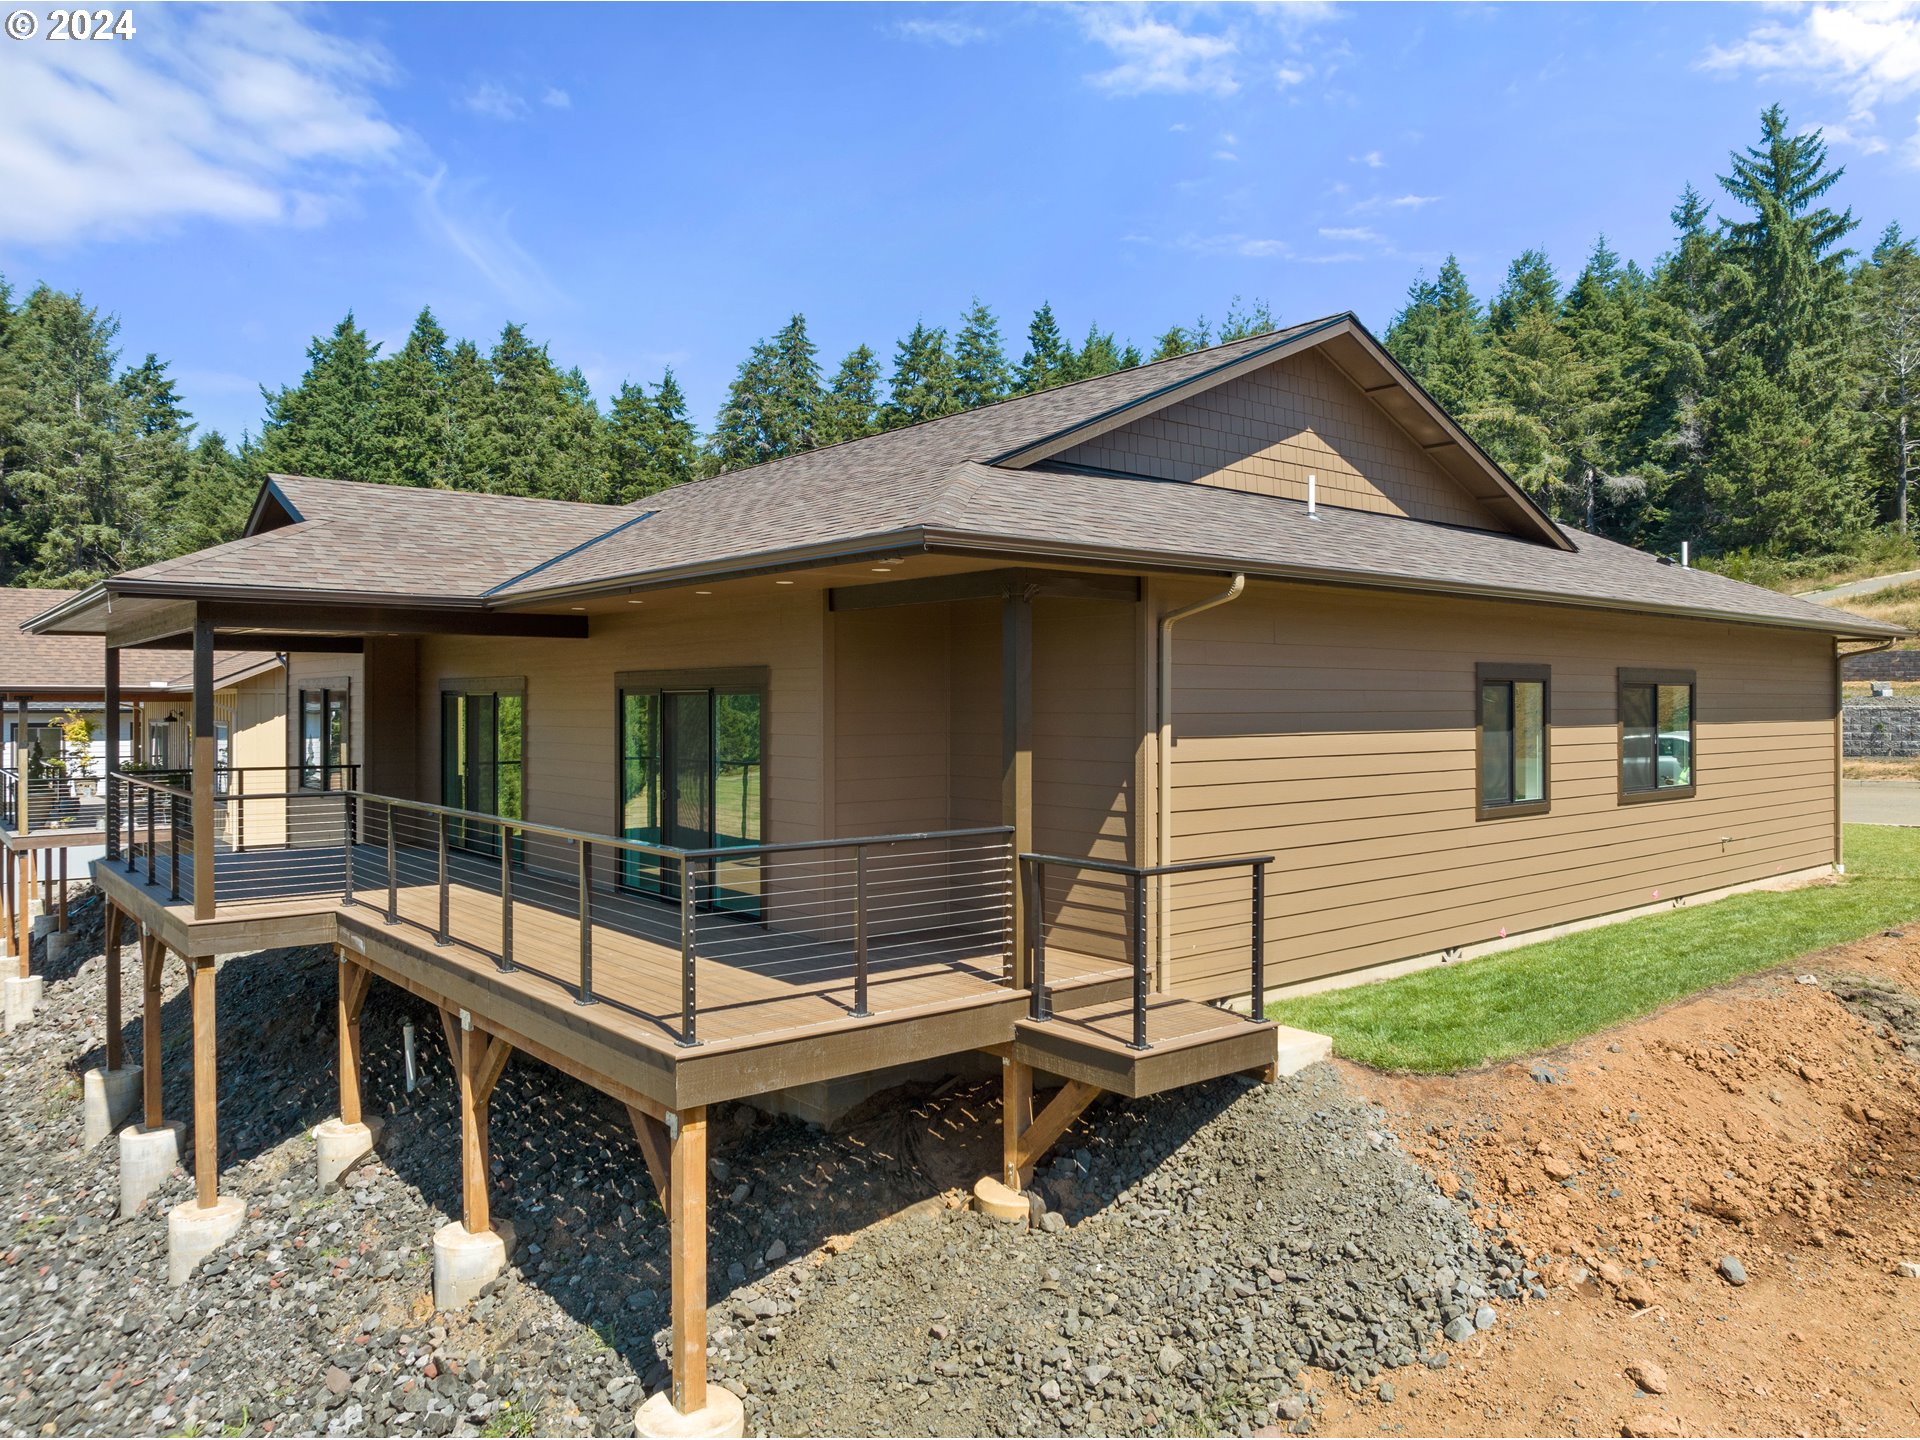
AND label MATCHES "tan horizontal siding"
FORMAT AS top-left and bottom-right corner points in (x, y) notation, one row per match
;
(1162, 577), (1838, 999)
